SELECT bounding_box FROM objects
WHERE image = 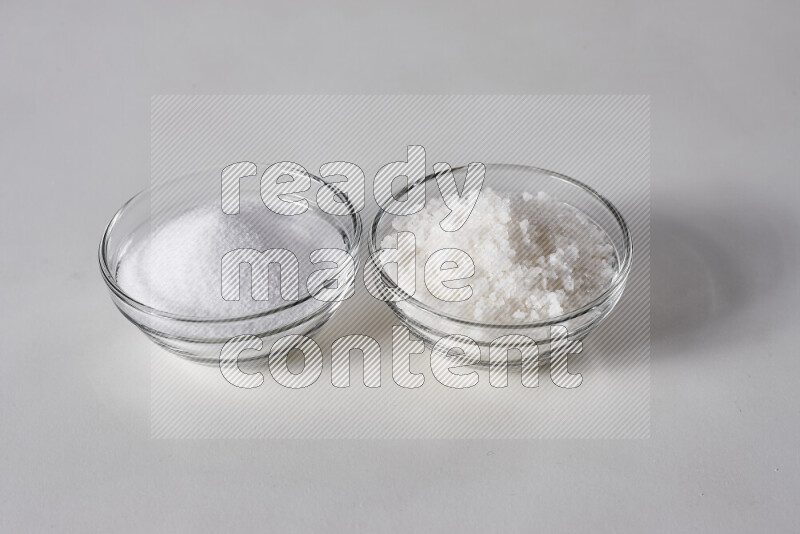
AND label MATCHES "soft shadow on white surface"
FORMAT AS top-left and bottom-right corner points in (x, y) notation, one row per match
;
(651, 206), (794, 350)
